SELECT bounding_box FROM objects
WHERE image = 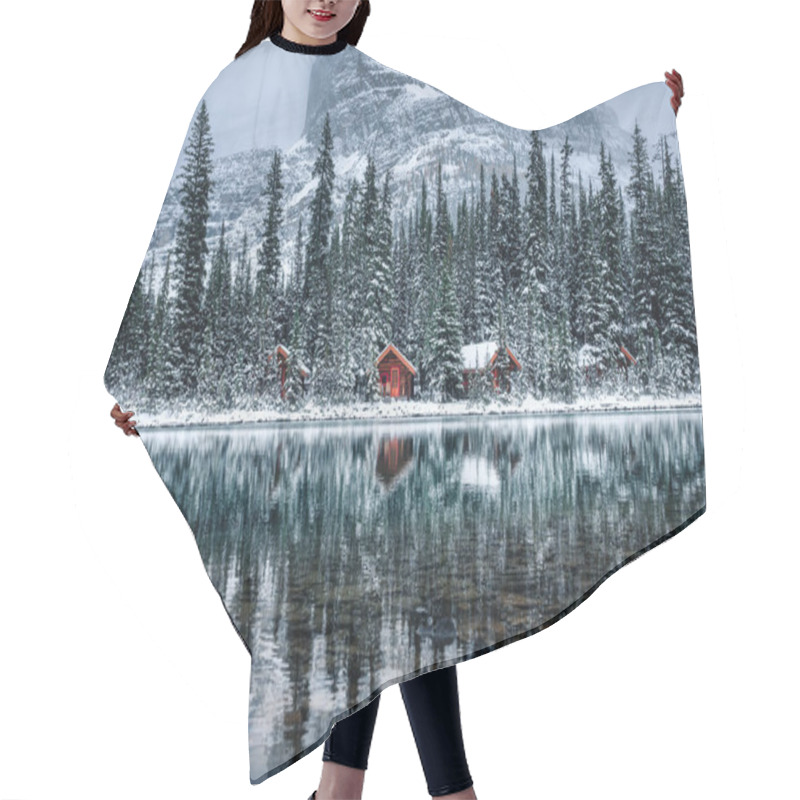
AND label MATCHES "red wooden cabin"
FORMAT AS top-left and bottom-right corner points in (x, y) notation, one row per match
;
(375, 343), (416, 399)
